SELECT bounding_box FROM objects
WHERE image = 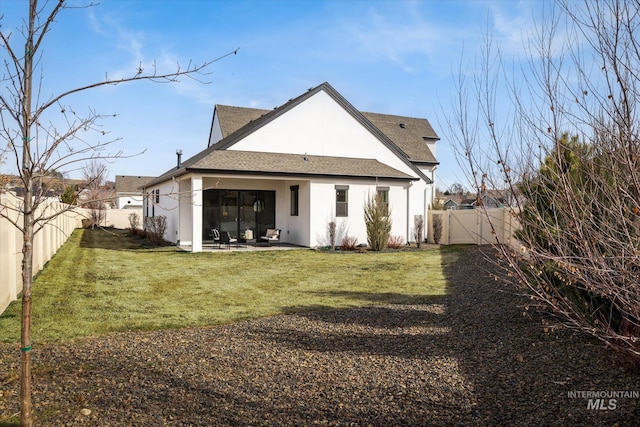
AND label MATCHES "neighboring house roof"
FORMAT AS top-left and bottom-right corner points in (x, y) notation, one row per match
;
(115, 175), (154, 193)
